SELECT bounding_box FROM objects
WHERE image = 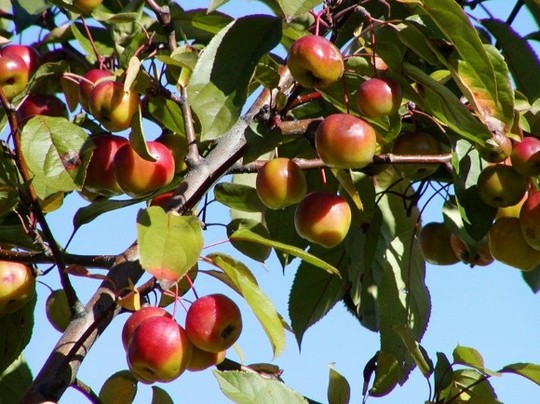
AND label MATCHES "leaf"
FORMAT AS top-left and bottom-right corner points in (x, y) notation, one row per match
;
(208, 0), (230, 13)
(441, 369), (500, 404)
(289, 245), (346, 346)
(207, 253), (285, 357)
(434, 352), (454, 395)
(99, 370), (138, 404)
(0, 354), (32, 404)
(73, 197), (143, 232)
(393, 326), (433, 378)
(327, 365), (350, 404)
(420, 0), (511, 126)
(147, 97), (186, 135)
(187, 15), (282, 140)
(71, 23), (114, 63)
(276, 0), (320, 18)
(0, 294), (35, 374)
(482, 18), (540, 102)
(129, 106), (155, 162)
(137, 207), (203, 284)
(171, 8), (233, 44)
(214, 370), (308, 404)
(20, 116), (93, 199)
(500, 363), (540, 387)
(214, 182), (266, 213)
(403, 62), (492, 144)
(230, 228), (340, 276)
(151, 386), (174, 404)
(227, 219), (272, 262)
(369, 352), (401, 397)
(453, 345), (500, 377)
(522, 265), (540, 293)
